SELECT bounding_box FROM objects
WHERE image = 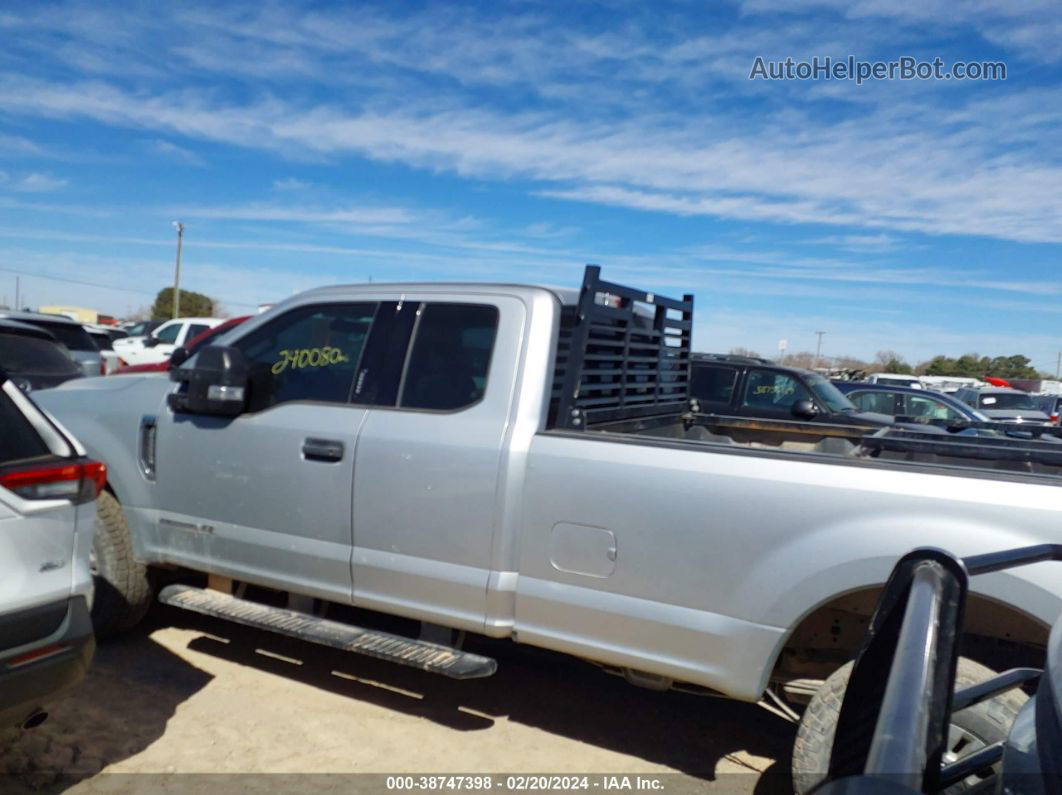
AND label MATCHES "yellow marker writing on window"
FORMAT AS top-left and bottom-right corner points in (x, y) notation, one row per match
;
(272, 347), (349, 375)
